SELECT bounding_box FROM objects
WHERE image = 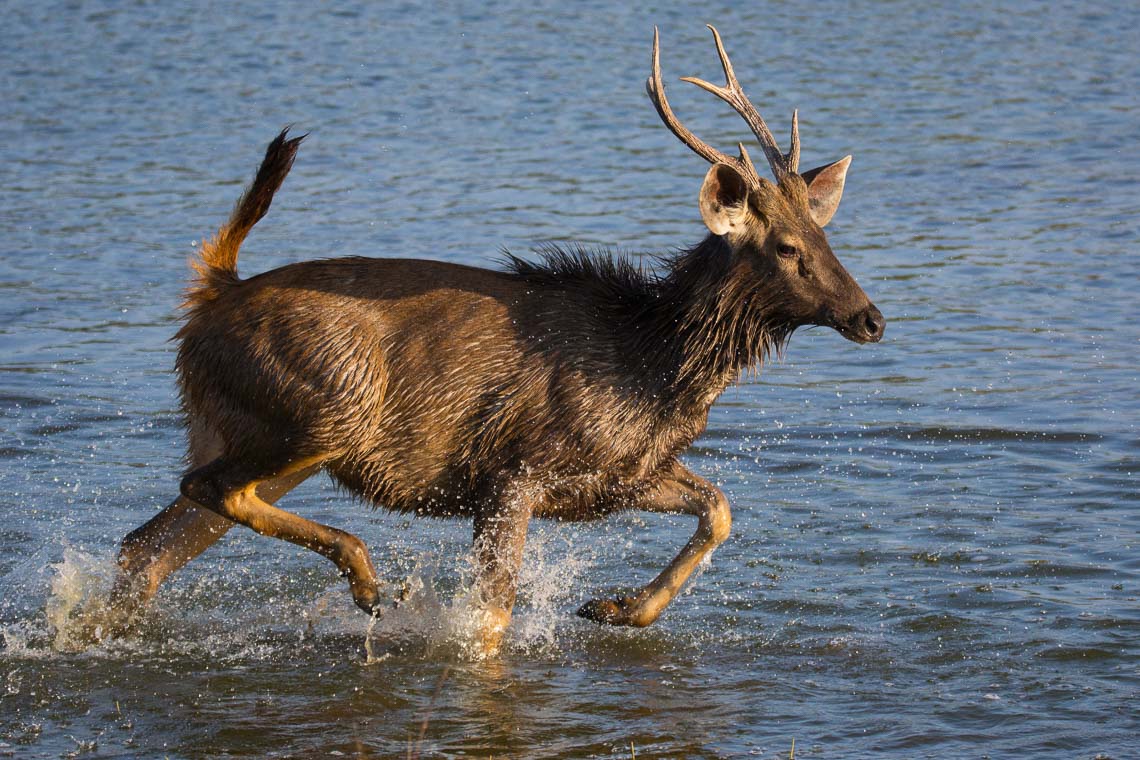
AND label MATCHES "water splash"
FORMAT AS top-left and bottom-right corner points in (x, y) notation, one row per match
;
(3, 527), (592, 666)
(0, 545), (122, 657)
(361, 527), (590, 661)
(44, 546), (111, 650)
(511, 527), (590, 653)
